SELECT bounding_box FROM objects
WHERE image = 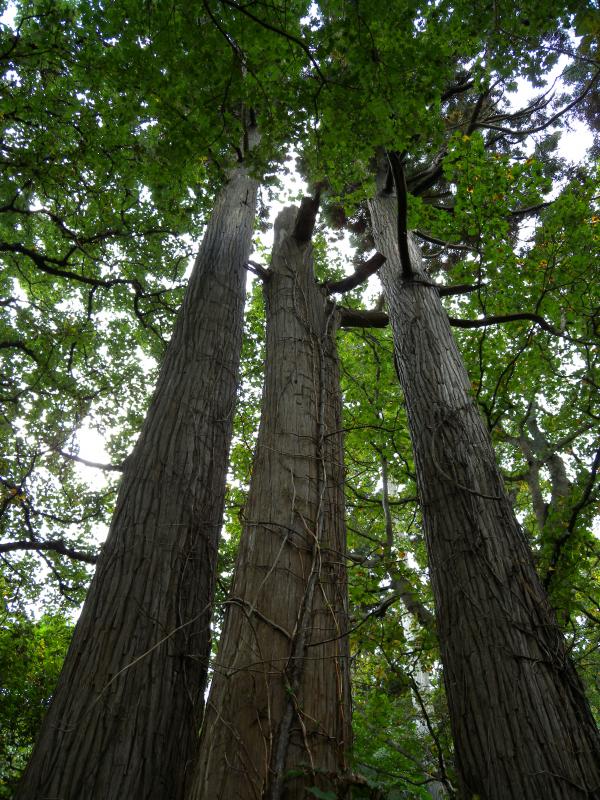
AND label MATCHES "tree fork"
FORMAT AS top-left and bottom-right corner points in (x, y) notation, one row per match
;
(16, 166), (259, 800)
(369, 189), (600, 799)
